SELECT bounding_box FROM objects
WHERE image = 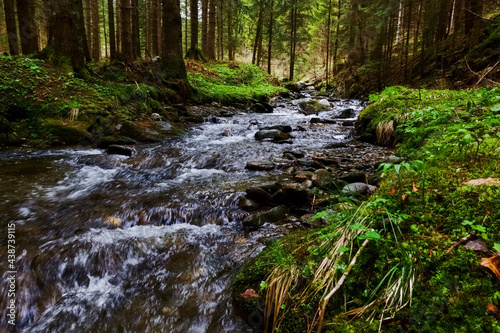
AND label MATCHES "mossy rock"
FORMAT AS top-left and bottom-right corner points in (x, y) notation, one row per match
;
(298, 100), (330, 115)
(44, 119), (94, 145)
